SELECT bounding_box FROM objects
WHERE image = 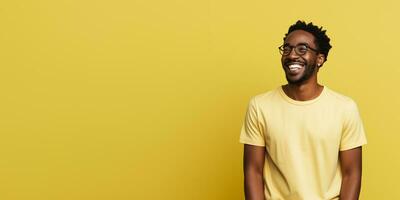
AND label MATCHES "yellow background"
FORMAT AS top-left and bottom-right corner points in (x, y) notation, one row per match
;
(0, 0), (398, 199)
